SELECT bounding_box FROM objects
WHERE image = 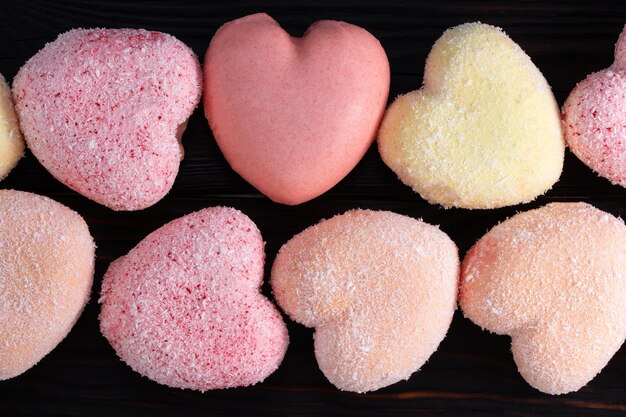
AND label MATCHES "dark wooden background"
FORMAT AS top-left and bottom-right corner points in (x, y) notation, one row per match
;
(0, 1), (625, 416)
